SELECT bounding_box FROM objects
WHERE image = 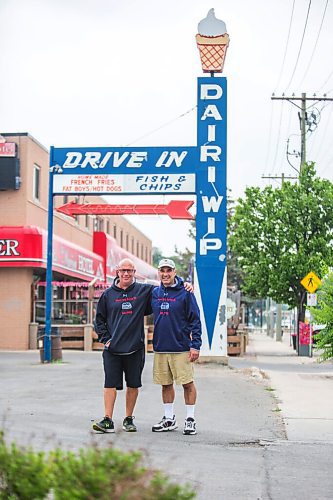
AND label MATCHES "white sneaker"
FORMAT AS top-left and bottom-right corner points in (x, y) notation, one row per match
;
(183, 417), (197, 435)
(152, 415), (178, 432)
